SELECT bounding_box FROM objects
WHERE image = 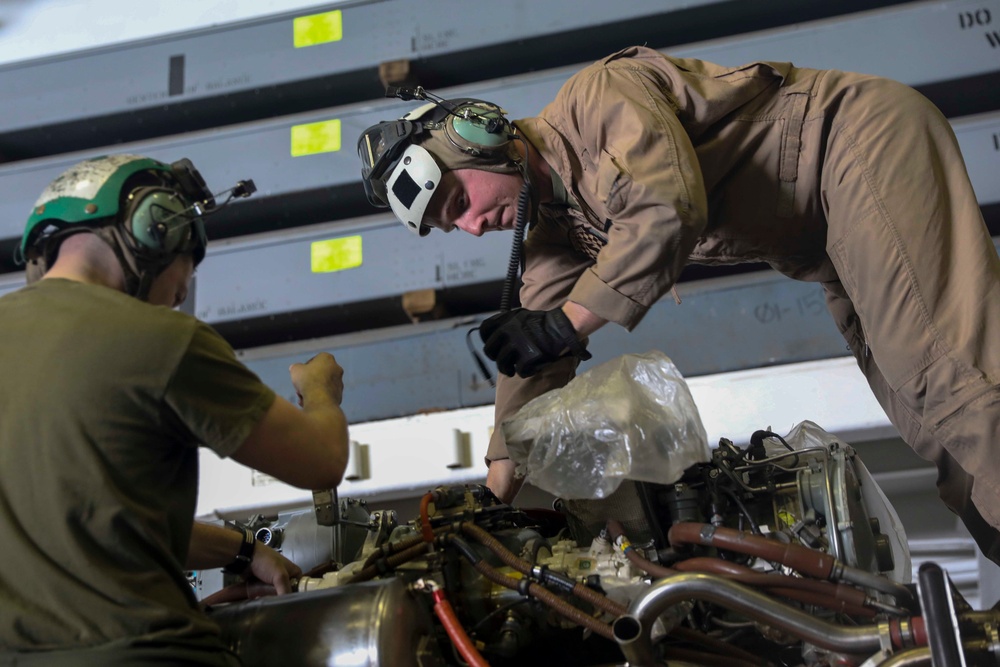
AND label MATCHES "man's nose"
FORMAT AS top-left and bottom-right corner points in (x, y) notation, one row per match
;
(458, 216), (487, 237)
